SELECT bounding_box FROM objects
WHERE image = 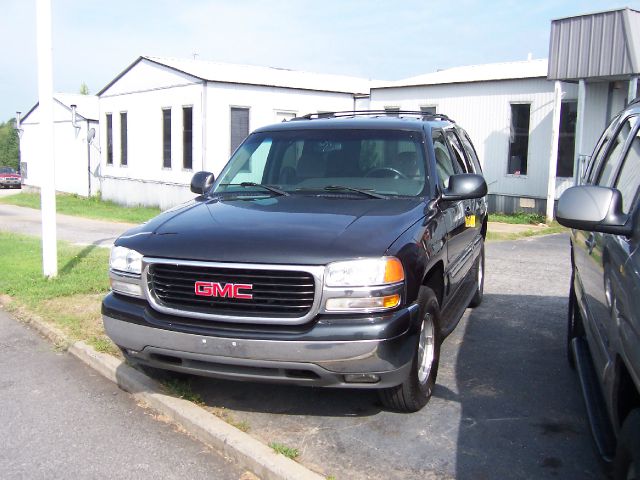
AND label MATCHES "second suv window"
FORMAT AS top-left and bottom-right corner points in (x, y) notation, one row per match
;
(615, 125), (640, 214)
